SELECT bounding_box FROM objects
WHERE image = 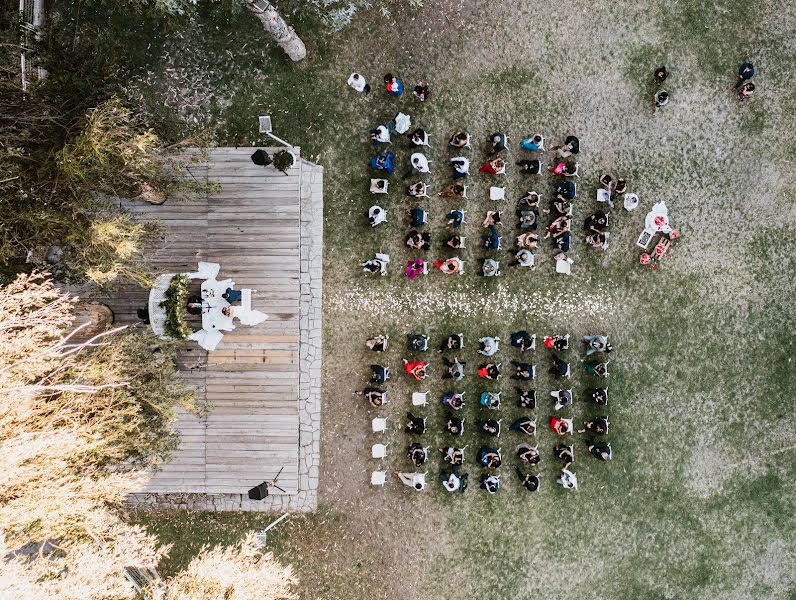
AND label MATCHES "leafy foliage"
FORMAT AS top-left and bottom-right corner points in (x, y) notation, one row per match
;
(161, 273), (192, 340)
(272, 149), (295, 173)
